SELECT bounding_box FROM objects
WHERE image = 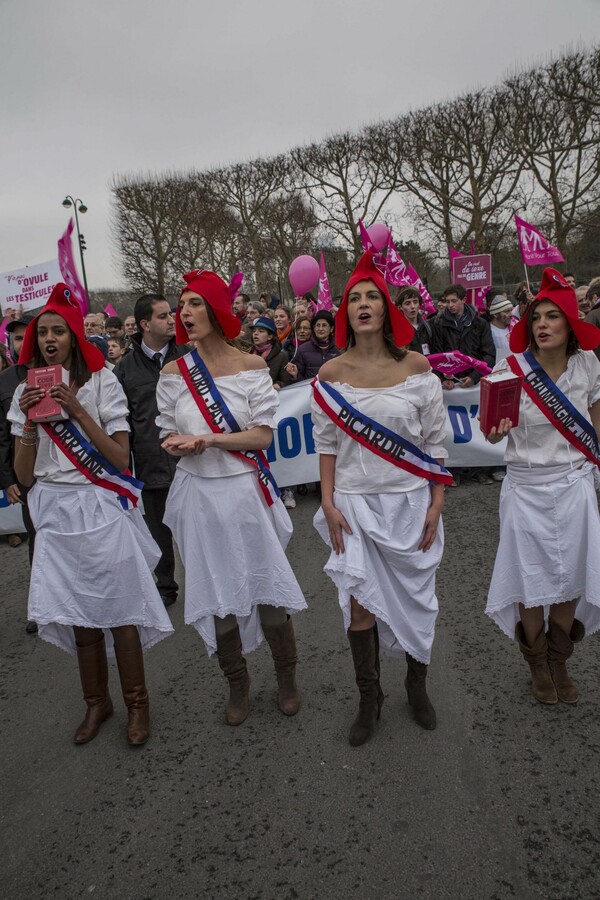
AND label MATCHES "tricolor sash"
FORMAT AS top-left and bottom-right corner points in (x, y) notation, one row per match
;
(41, 420), (143, 509)
(176, 349), (280, 507)
(507, 351), (600, 467)
(312, 377), (452, 486)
